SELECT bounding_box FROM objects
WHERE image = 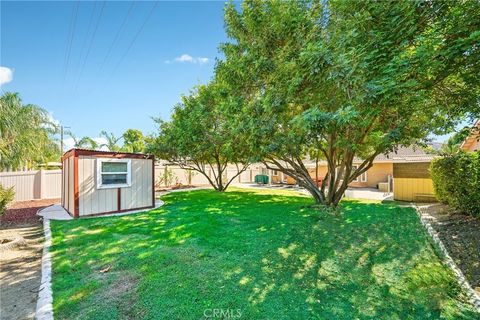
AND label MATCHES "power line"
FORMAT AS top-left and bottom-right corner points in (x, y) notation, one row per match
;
(75, 1), (98, 76)
(98, 1), (137, 74)
(63, 1), (80, 82)
(110, 1), (158, 78)
(75, 0), (106, 91)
